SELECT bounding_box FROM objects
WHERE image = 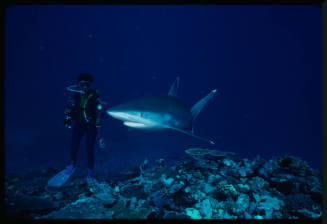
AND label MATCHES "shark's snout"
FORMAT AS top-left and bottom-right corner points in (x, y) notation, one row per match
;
(107, 109), (127, 120)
